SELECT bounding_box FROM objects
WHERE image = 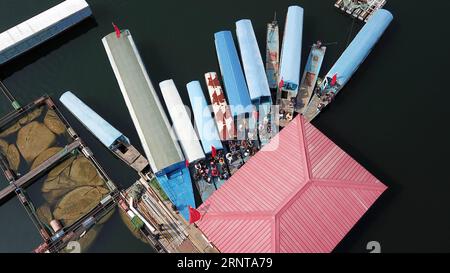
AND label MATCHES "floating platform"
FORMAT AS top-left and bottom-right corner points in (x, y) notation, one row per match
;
(335, 0), (387, 22)
(0, 96), (117, 253)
